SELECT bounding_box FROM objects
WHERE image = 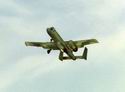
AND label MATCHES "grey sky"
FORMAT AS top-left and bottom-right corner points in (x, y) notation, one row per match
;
(0, 0), (125, 92)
